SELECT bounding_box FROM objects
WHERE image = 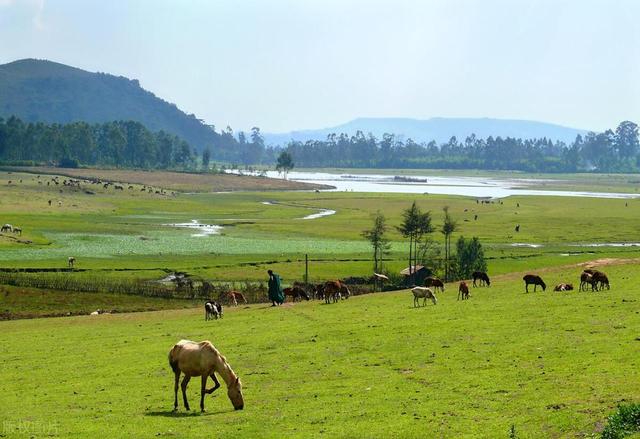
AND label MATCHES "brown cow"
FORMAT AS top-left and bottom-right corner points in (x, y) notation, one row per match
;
(283, 286), (310, 302)
(457, 281), (470, 300)
(424, 276), (445, 293)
